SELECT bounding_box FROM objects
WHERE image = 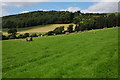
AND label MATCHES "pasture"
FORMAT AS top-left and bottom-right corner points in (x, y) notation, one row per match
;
(2, 24), (75, 35)
(2, 27), (118, 78)
(0, 41), (2, 79)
